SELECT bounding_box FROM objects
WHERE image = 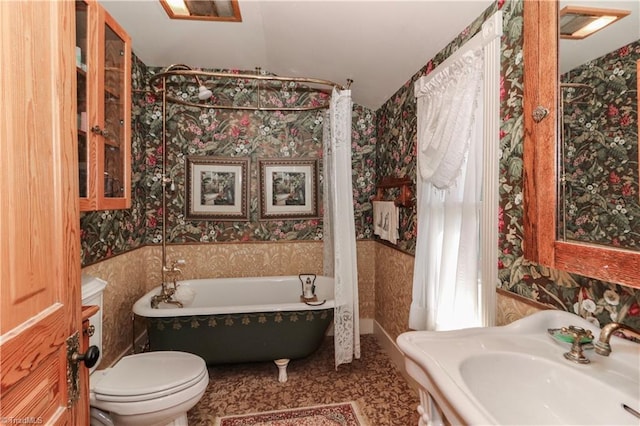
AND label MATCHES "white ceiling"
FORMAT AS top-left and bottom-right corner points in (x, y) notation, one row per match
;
(99, 0), (494, 110)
